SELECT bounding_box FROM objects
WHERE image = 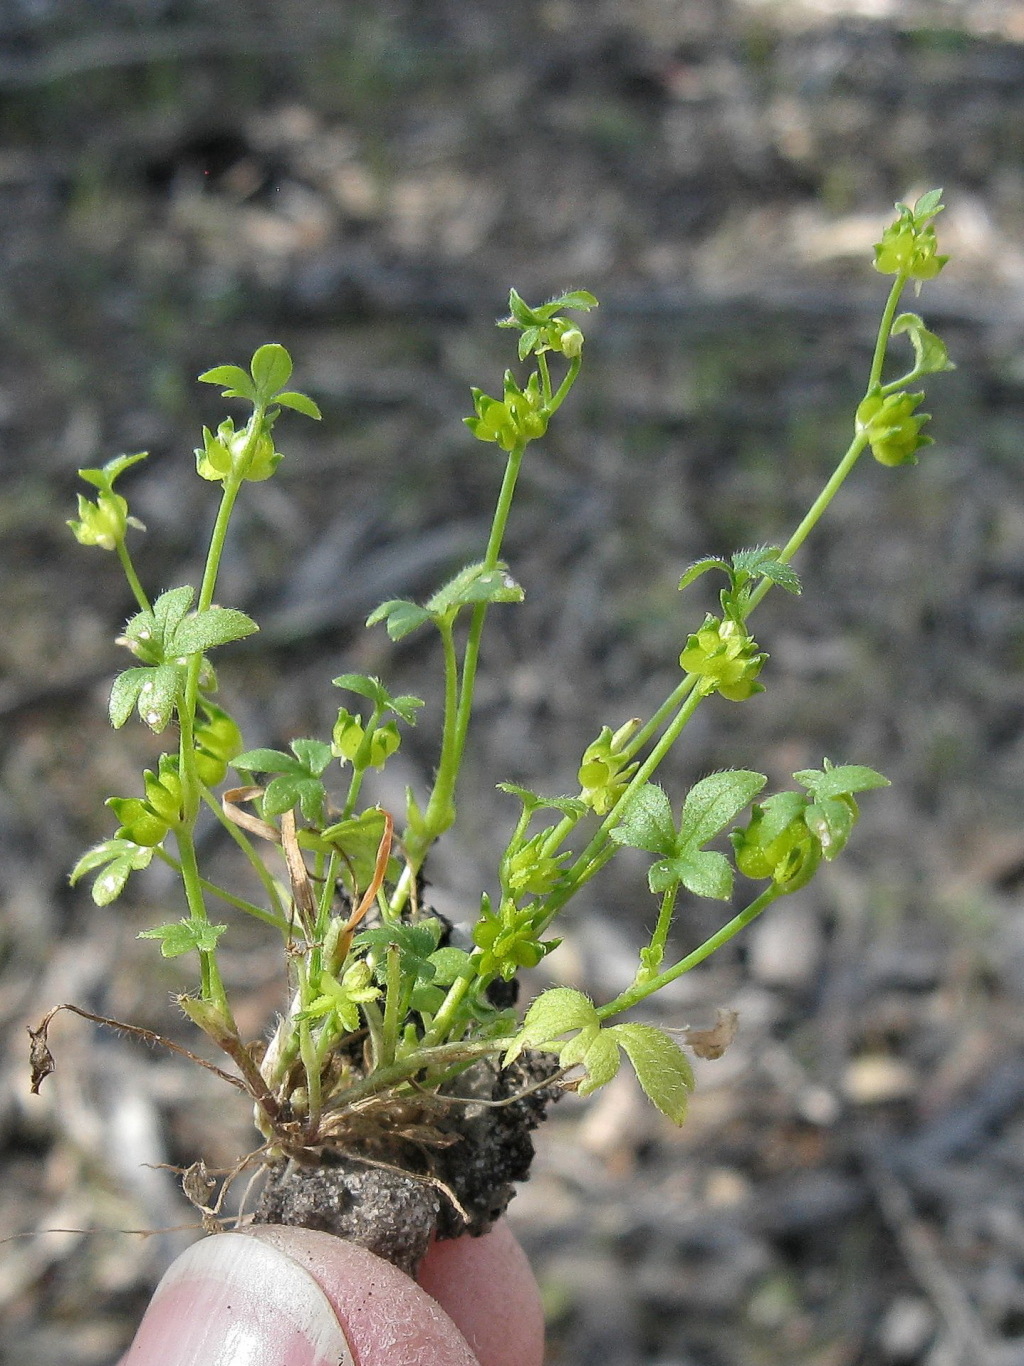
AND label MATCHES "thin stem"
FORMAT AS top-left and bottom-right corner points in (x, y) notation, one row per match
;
(596, 885), (780, 1021)
(153, 846), (290, 932)
(868, 276), (909, 390)
(199, 789), (288, 927)
(116, 540), (151, 613)
(323, 1035), (516, 1113)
